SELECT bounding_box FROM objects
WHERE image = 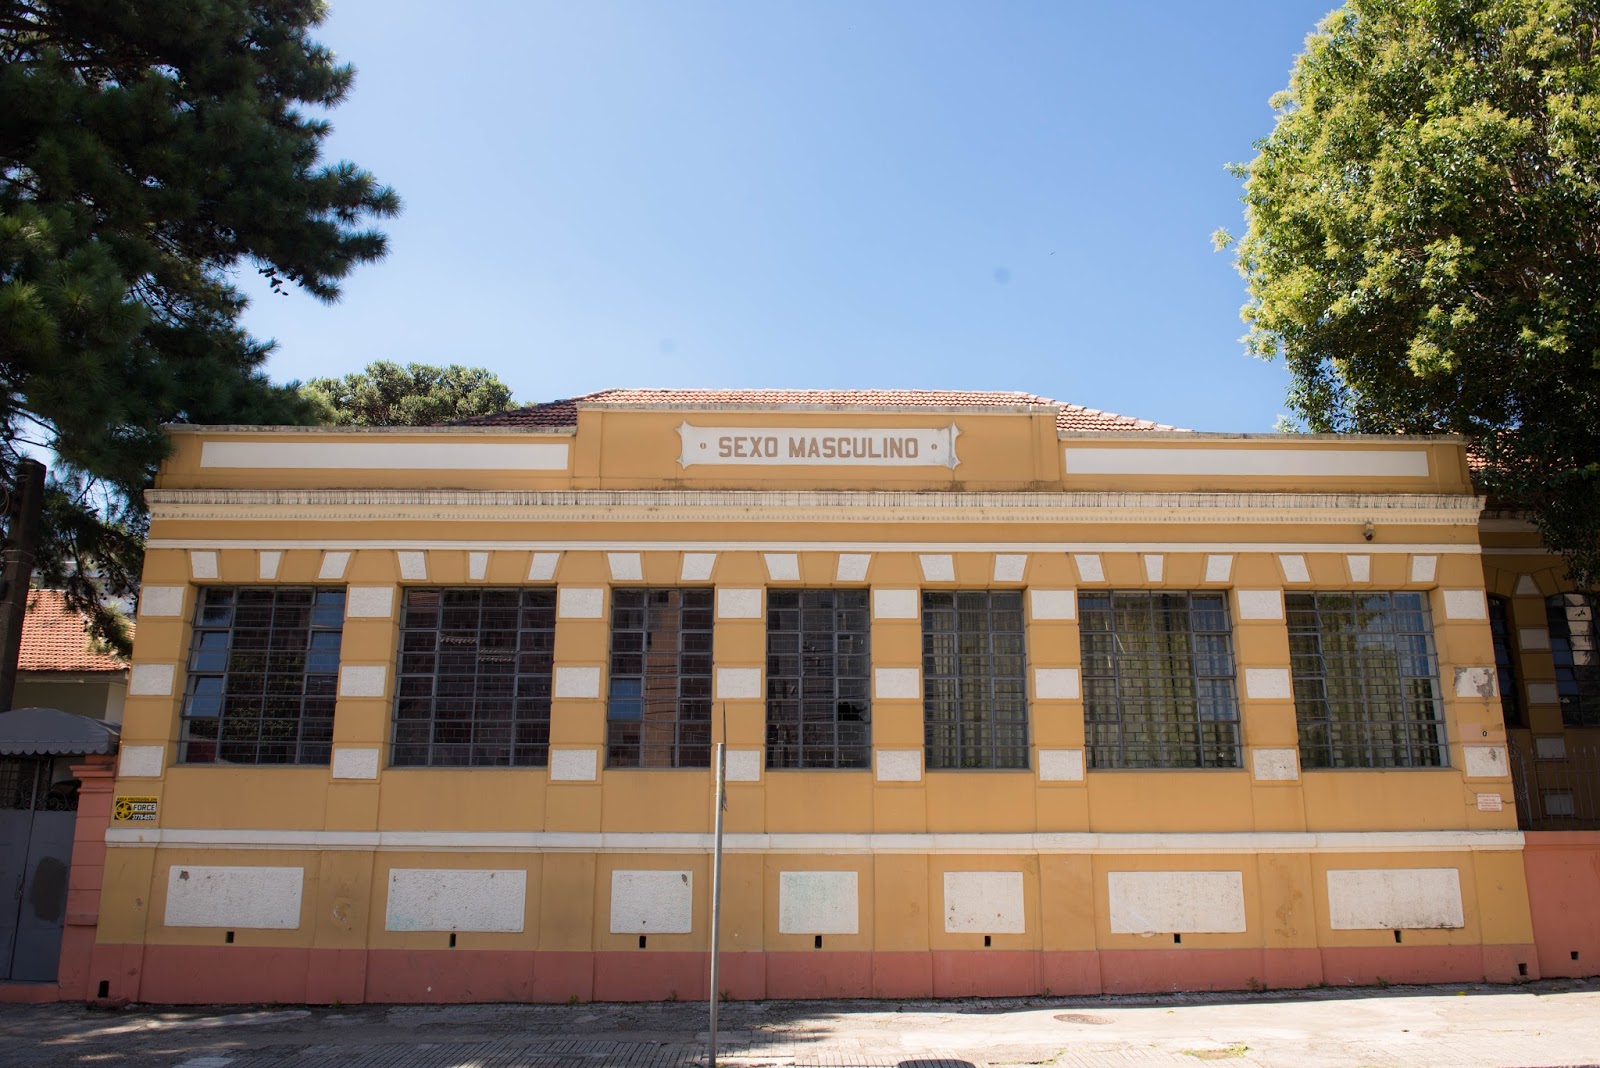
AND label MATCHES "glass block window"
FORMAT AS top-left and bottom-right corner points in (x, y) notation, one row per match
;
(1287, 591), (1446, 769)
(607, 588), (714, 768)
(1547, 593), (1600, 727)
(766, 589), (871, 769)
(1079, 591), (1239, 769)
(922, 590), (1028, 770)
(1488, 595), (1523, 727)
(180, 587), (345, 765)
(392, 588), (556, 767)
